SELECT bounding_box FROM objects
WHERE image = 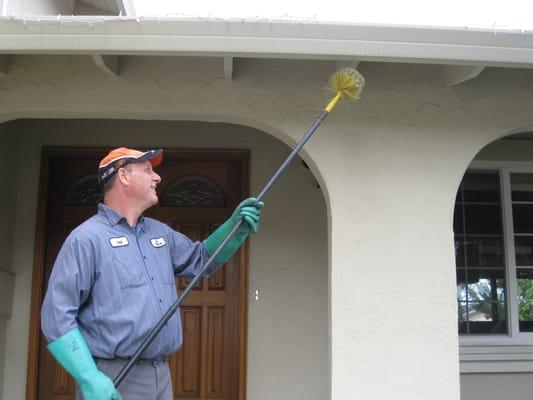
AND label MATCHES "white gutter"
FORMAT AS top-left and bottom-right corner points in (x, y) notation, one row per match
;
(0, 16), (532, 67)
